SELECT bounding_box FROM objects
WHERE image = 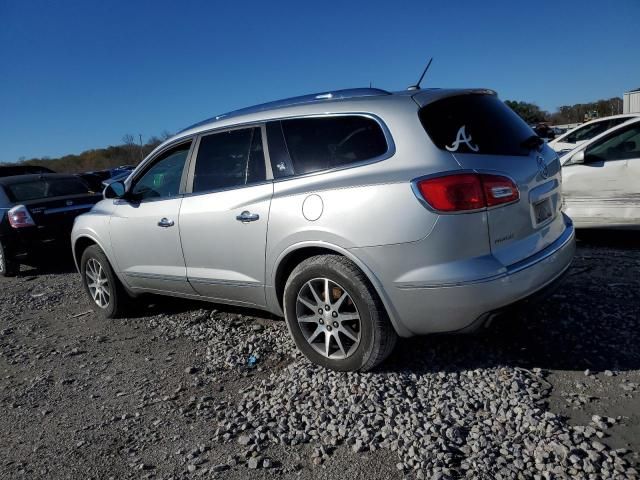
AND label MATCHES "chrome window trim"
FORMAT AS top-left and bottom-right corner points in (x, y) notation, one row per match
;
(176, 112), (395, 186)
